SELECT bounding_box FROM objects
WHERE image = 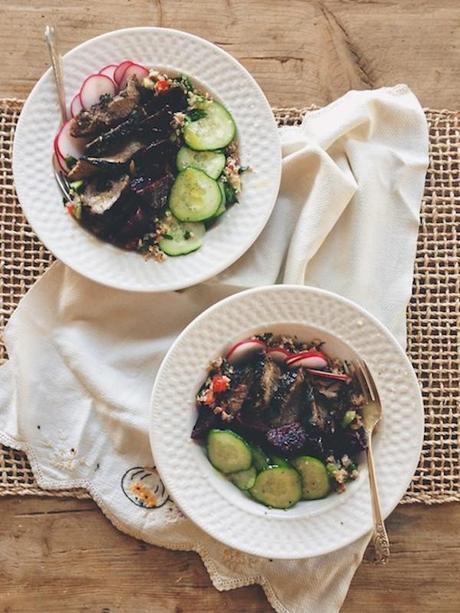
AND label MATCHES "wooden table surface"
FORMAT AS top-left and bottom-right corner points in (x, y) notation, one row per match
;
(0, 1), (459, 611)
